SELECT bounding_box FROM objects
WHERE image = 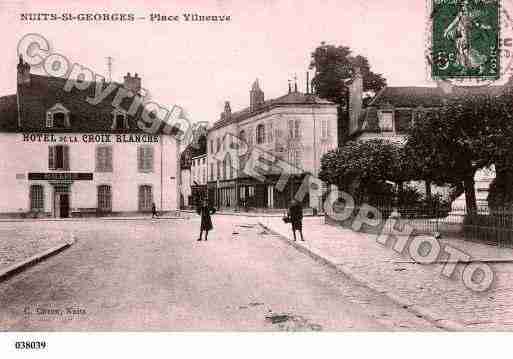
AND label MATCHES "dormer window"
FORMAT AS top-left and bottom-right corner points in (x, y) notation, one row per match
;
(112, 110), (129, 130)
(46, 103), (70, 129)
(378, 111), (395, 133)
